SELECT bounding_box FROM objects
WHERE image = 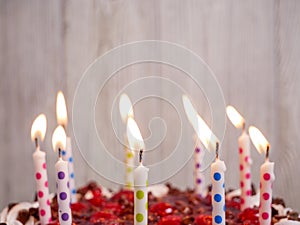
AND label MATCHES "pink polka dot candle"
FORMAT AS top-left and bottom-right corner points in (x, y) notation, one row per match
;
(56, 91), (77, 203)
(31, 114), (52, 225)
(52, 125), (72, 225)
(226, 105), (252, 210)
(249, 126), (275, 225)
